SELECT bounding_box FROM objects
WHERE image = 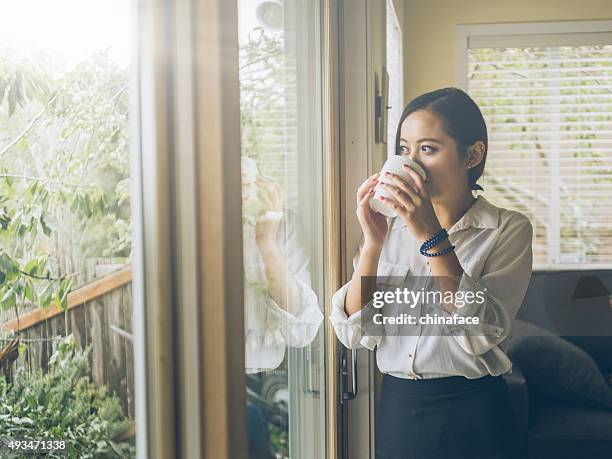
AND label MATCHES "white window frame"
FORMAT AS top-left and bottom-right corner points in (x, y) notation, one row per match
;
(456, 20), (612, 270)
(386, 0), (403, 159)
(456, 20), (612, 90)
